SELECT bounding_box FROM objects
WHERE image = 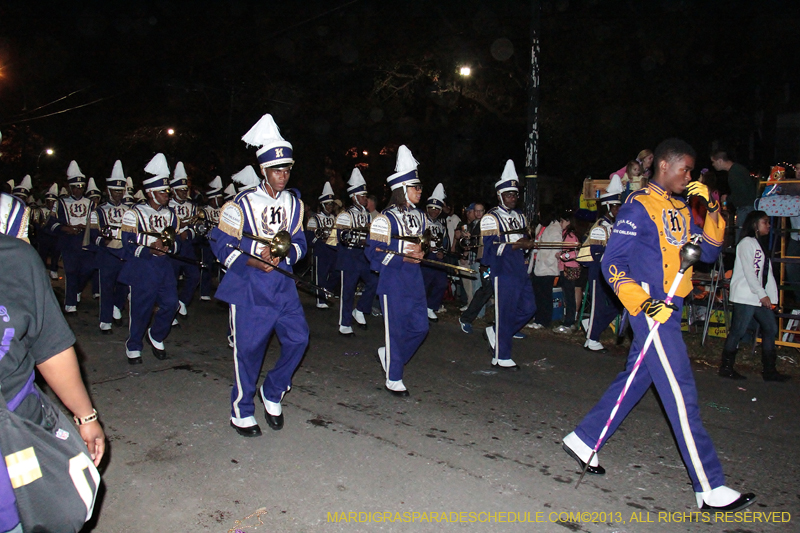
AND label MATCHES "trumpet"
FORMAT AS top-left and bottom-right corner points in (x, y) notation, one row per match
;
(242, 230), (292, 260)
(339, 227), (369, 247)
